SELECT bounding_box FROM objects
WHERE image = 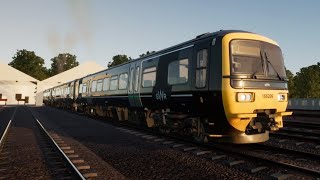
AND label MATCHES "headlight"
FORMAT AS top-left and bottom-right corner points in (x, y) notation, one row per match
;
(237, 92), (254, 102)
(277, 94), (286, 101)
